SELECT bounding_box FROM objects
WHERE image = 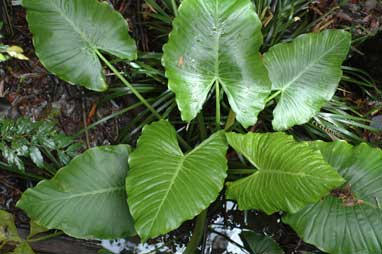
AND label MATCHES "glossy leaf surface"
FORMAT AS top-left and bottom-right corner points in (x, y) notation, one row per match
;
(17, 145), (135, 239)
(22, 0), (137, 91)
(126, 120), (228, 241)
(226, 132), (344, 214)
(162, 0), (271, 127)
(264, 30), (351, 130)
(284, 141), (382, 254)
